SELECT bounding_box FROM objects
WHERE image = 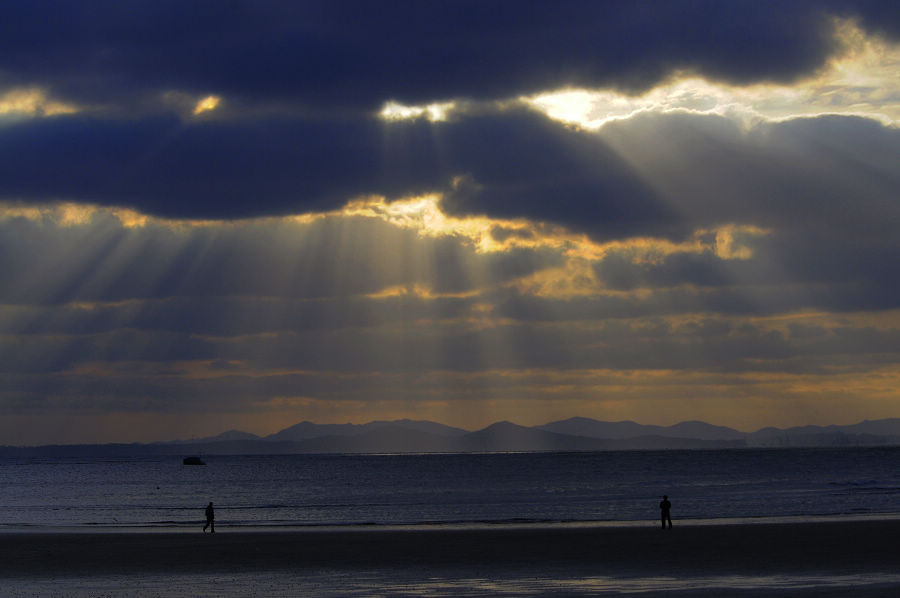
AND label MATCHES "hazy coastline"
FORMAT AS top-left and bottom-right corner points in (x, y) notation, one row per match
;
(5, 417), (900, 456)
